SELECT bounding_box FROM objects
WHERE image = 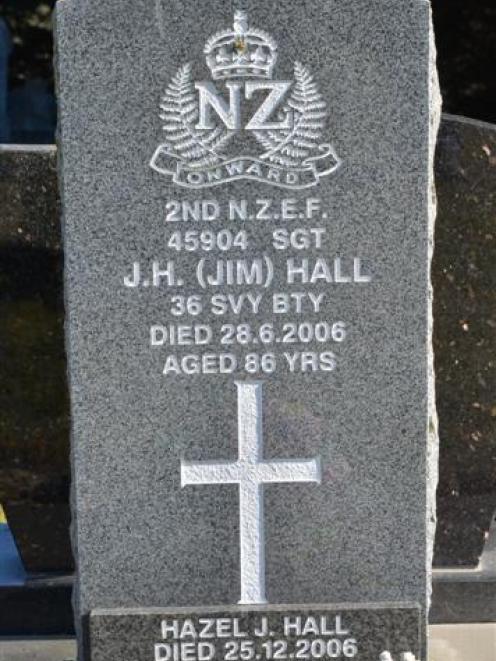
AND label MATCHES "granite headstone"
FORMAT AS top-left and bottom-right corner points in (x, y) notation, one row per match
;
(56, 0), (440, 659)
